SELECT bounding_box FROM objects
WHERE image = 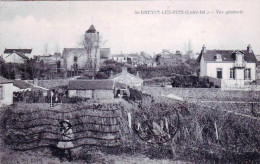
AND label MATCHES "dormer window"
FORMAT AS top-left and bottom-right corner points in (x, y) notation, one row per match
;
(214, 54), (222, 61)
(235, 52), (243, 64)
